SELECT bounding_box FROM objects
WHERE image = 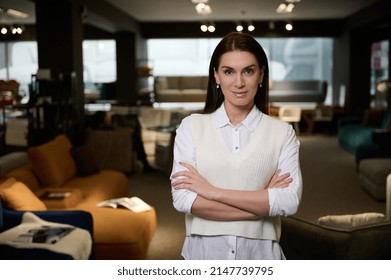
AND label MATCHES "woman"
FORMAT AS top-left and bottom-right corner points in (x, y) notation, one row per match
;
(170, 32), (302, 260)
